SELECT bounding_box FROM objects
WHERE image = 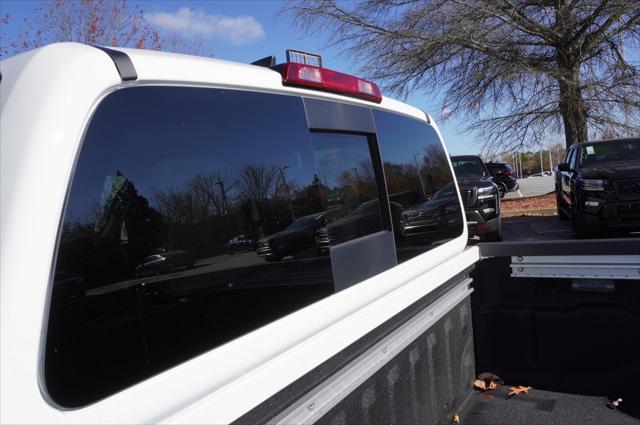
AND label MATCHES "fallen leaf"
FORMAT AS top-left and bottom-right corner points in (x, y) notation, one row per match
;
(474, 379), (487, 391)
(607, 398), (623, 410)
(474, 373), (502, 391)
(451, 412), (460, 424)
(478, 372), (504, 386)
(479, 393), (495, 399)
(507, 386), (532, 398)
